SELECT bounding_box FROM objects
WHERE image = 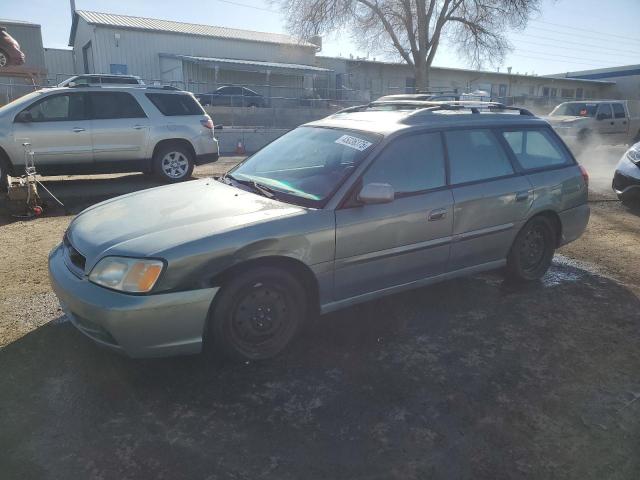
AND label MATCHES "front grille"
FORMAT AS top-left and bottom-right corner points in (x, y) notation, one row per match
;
(63, 234), (86, 273)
